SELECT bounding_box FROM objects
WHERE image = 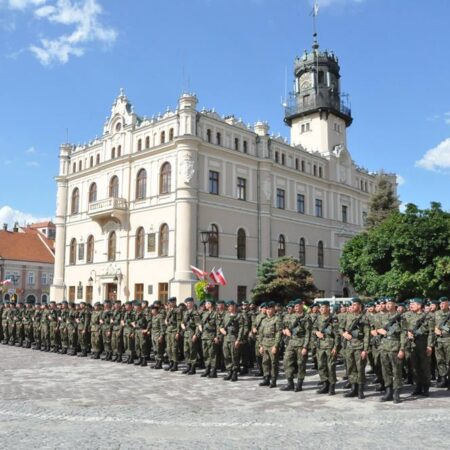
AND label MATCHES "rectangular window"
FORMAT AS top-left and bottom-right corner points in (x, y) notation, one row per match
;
(237, 177), (246, 201)
(342, 205), (348, 223)
(28, 271), (35, 285)
(297, 194), (305, 214)
(158, 282), (169, 303)
(77, 284), (83, 300)
(243, 140), (248, 153)
(281, 154), (285, 165)
(41, 273), (48, 285)
(237, 286), (247, 303)
(49, 273), (53, 285)
(275, 151), (279, 163)
(85, 286), (93, 303)
(135, 284), (144, 301)
(276, 189), (285, 209)
(147, 233), (156, 252)
(69, 286), (75, 302)
(78, 243), (85, 261)
(315, 199), (323, 217)
(209, 170), (219, 195)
